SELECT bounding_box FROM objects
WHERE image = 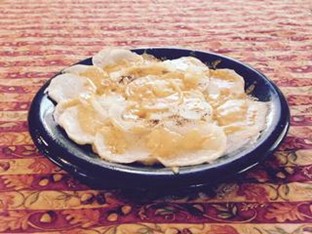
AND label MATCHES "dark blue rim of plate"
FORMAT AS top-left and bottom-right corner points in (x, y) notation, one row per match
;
(28, 47), (290, 189)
